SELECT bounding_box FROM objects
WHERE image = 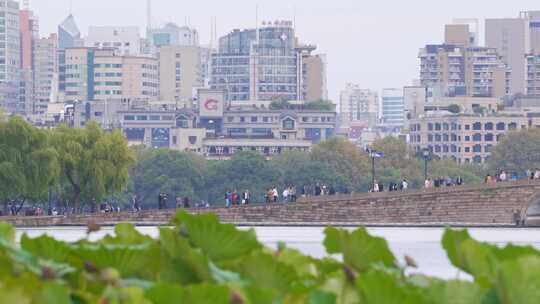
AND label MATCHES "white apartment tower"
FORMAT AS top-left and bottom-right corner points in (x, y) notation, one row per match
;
(339, 84), (379, 128)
